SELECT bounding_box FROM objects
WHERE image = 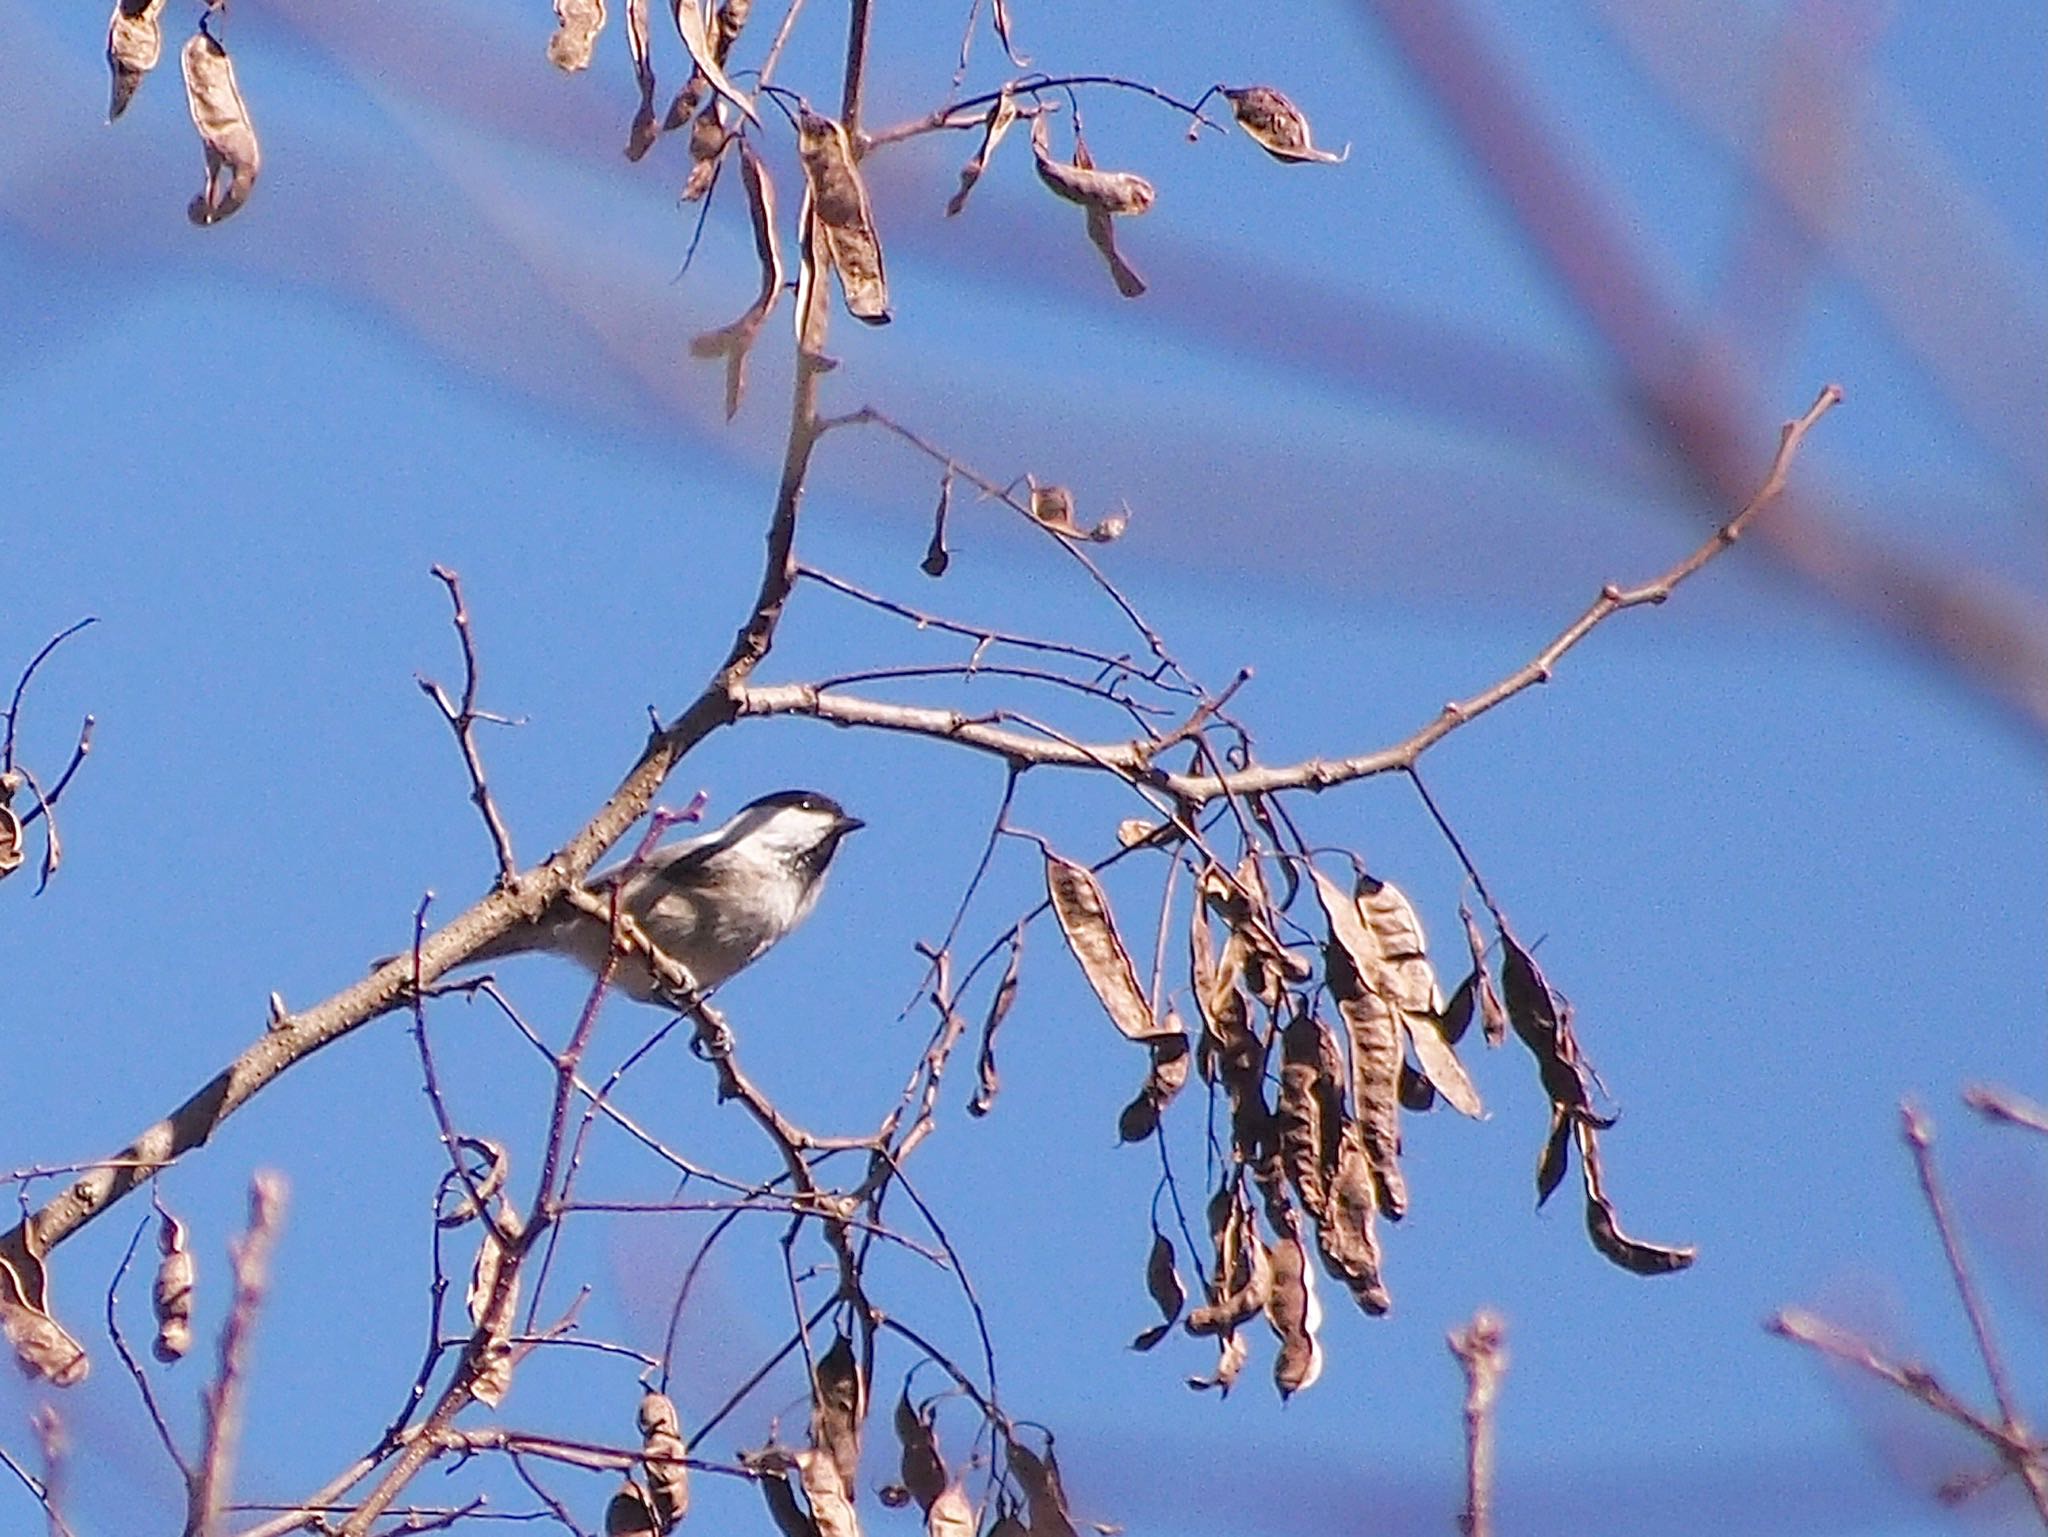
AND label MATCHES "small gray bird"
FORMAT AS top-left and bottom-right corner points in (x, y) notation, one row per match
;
(466, 789), (863, 1003)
